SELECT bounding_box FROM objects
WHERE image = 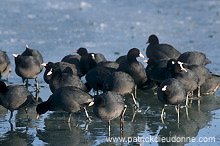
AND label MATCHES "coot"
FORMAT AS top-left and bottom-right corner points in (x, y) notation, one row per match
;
(103, 71), (137, 107)
(74, 47), (106, 64)
(200, 74), (220, 94)
(42, 61), (82, 84)
(116, 55), (127, 64)
(146, 34), (181, 60)
(93, 91), (127, 133)
(169, 60), (198, 99)
(178, 51), (211, 66)
(13, 54), (43, 89)
(85, 67), (115, 94)
(157, 78), (186, 123)
(117, 48), (148, 88)
(22, 44), (44, 64)
(0, 50), (11, 80)
(145, 58), (170, 84)
(0, 81), (35, 121)
(36, 86), (94, 123)
(186, 64), (210, 97)
(74, 47), (106, 74)
(49, 67), (88, 93)
(97, 61), (119, 70)
(93, 53), (107, 64)
(61, 54), (82, 74)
